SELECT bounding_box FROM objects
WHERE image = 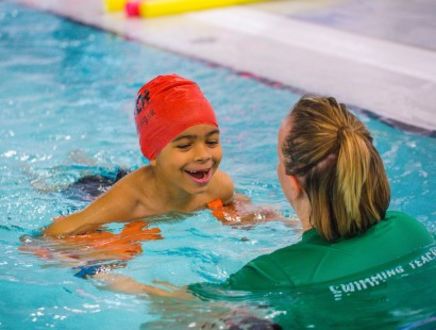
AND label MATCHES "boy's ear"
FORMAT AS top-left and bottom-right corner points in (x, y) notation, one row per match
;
(149, 159), (157, 167)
